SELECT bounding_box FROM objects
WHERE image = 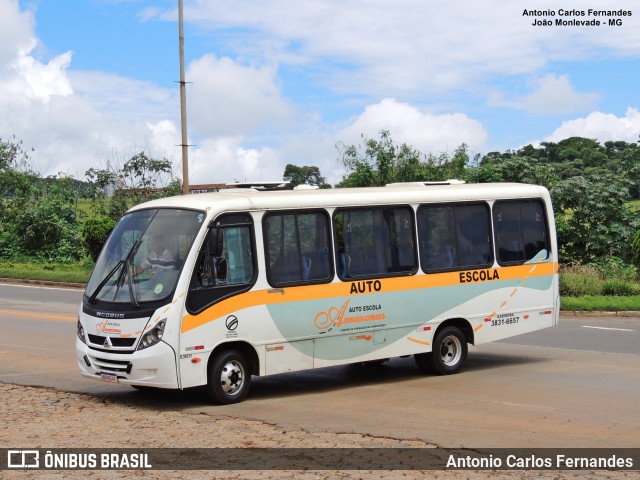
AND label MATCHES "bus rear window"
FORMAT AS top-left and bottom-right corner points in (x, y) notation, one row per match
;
(493, 199), (550, 265)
